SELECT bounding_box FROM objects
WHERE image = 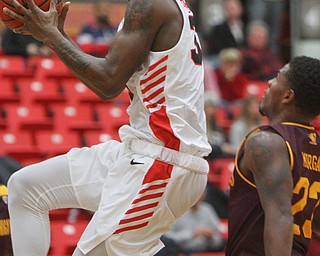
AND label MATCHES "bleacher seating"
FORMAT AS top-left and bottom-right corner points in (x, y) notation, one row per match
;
(49, 219), (88, 256)
(0, 55), (130, 166)
(16, 78), (66, 106)
(0, 79), (21, 104)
